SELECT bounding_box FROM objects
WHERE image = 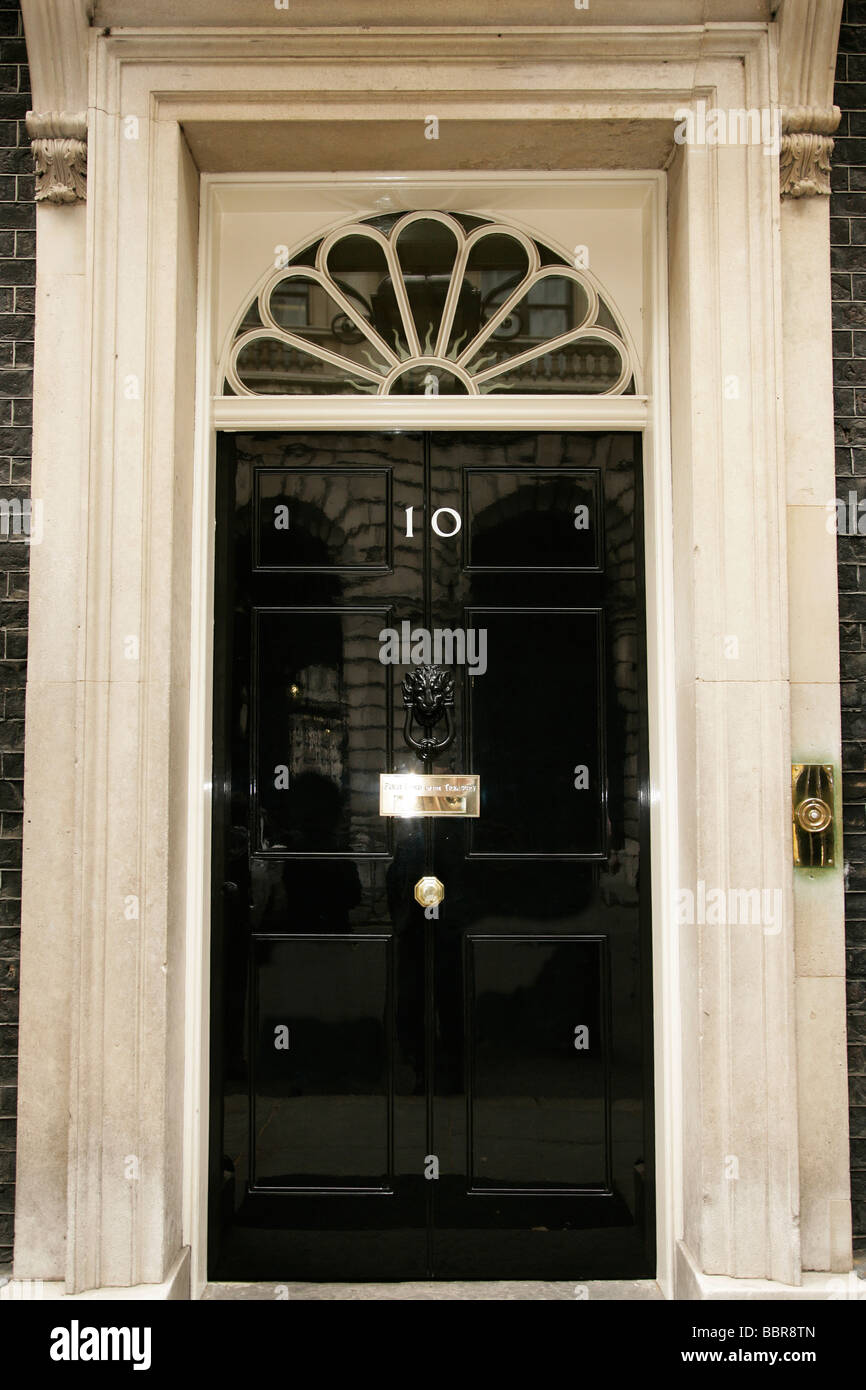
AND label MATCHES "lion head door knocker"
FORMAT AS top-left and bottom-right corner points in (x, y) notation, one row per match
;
(402, 665), (455, 768)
